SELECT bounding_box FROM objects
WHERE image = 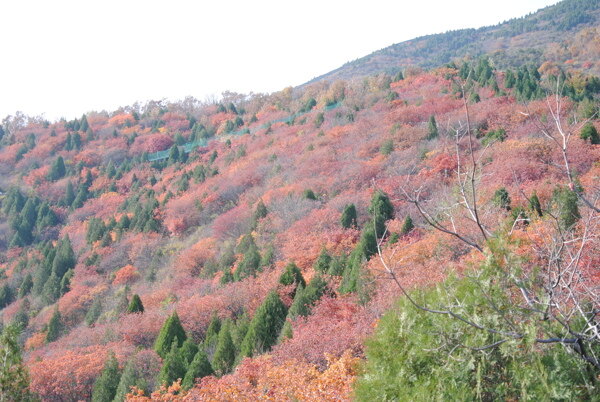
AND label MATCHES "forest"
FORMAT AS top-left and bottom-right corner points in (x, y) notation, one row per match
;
(1, 4), (600, 401)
